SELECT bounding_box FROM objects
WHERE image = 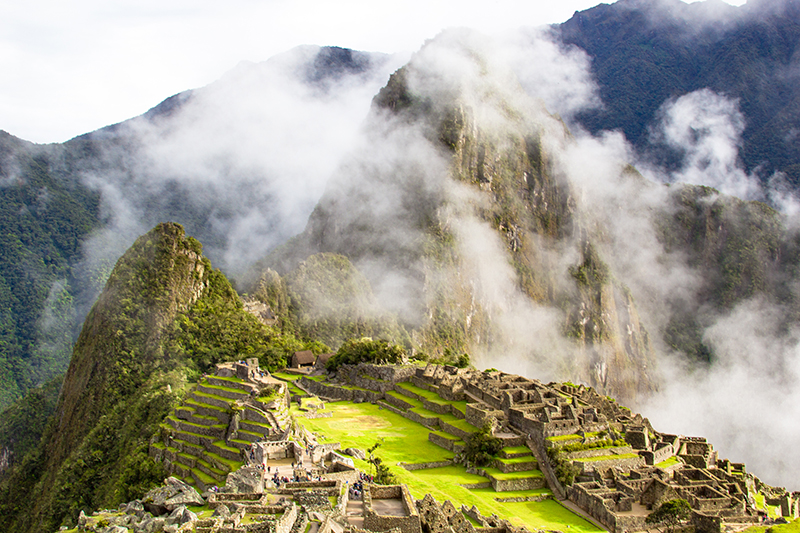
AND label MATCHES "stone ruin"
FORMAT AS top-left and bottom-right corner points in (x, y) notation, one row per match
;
(80, 360), (798, 533)
(306, 362), (799, 533)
